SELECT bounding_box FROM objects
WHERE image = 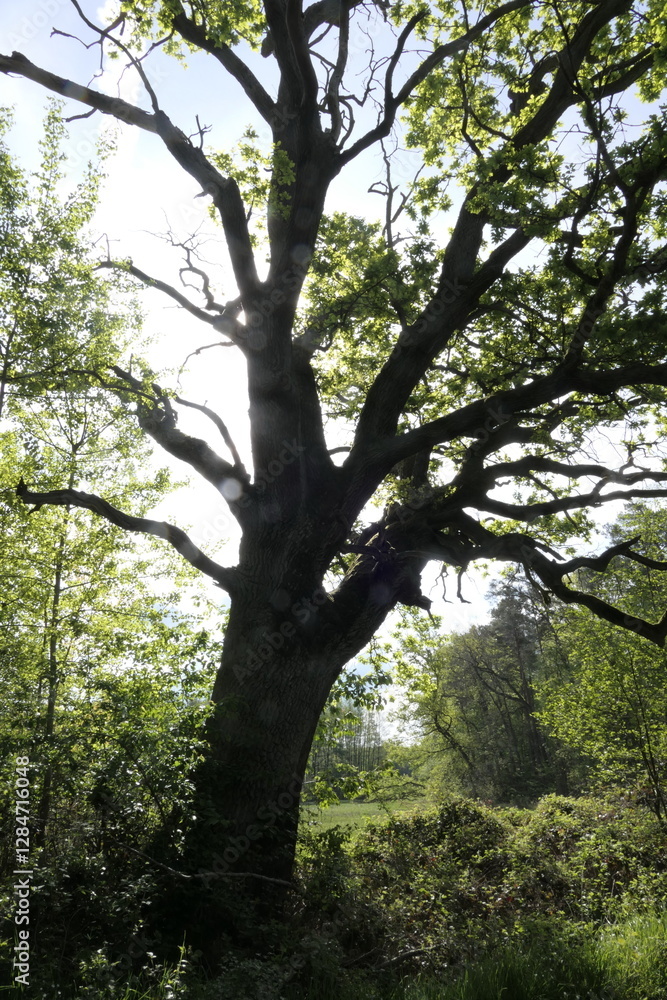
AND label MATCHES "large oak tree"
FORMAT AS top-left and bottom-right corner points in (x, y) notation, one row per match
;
(3, 0), (667, 962)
